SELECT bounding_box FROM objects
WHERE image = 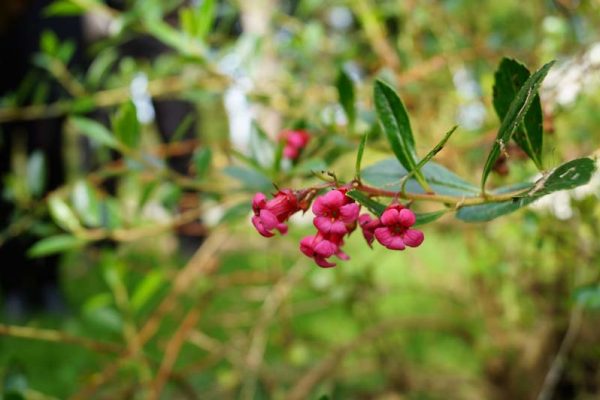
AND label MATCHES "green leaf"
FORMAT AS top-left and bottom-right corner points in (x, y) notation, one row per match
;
(72, 180), (101, 227)
(374, 80), (428, 189)
(355, 132), (369, 180)
(362, 158), (479, 197)
(223, 166), (272, 192)
(493, 58), (544, 169)
(220, 201), (252, 224)
(28, 234), (85, 258)
(71, 116), (121, 150)
(346, 189), (386, 216)
(526, 157), (597, 196)
(575, 285), (600, 309)
(170, 113), (196, 143)
(249, 123), (274, 168)
(414, 209), (447, 226)
(291, 158), (328, 175)
(458, 157), (596, 222)
(131, 270), (165, 312)
(482, 60), (555, 190)
(40, 30), (59, 55)
(455, 197), (535, 222)
(86, 49), (119, 89)
(26, 151), (46, 198)
(193, 147), (212, 180)
(44, 0), (85, 16)
(336, 68), (356, 128)
(100, 198), (123, 229)
(48, 195), (82, 232)
(112, 101), (141, 149)
(196, 0), (216, 39)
